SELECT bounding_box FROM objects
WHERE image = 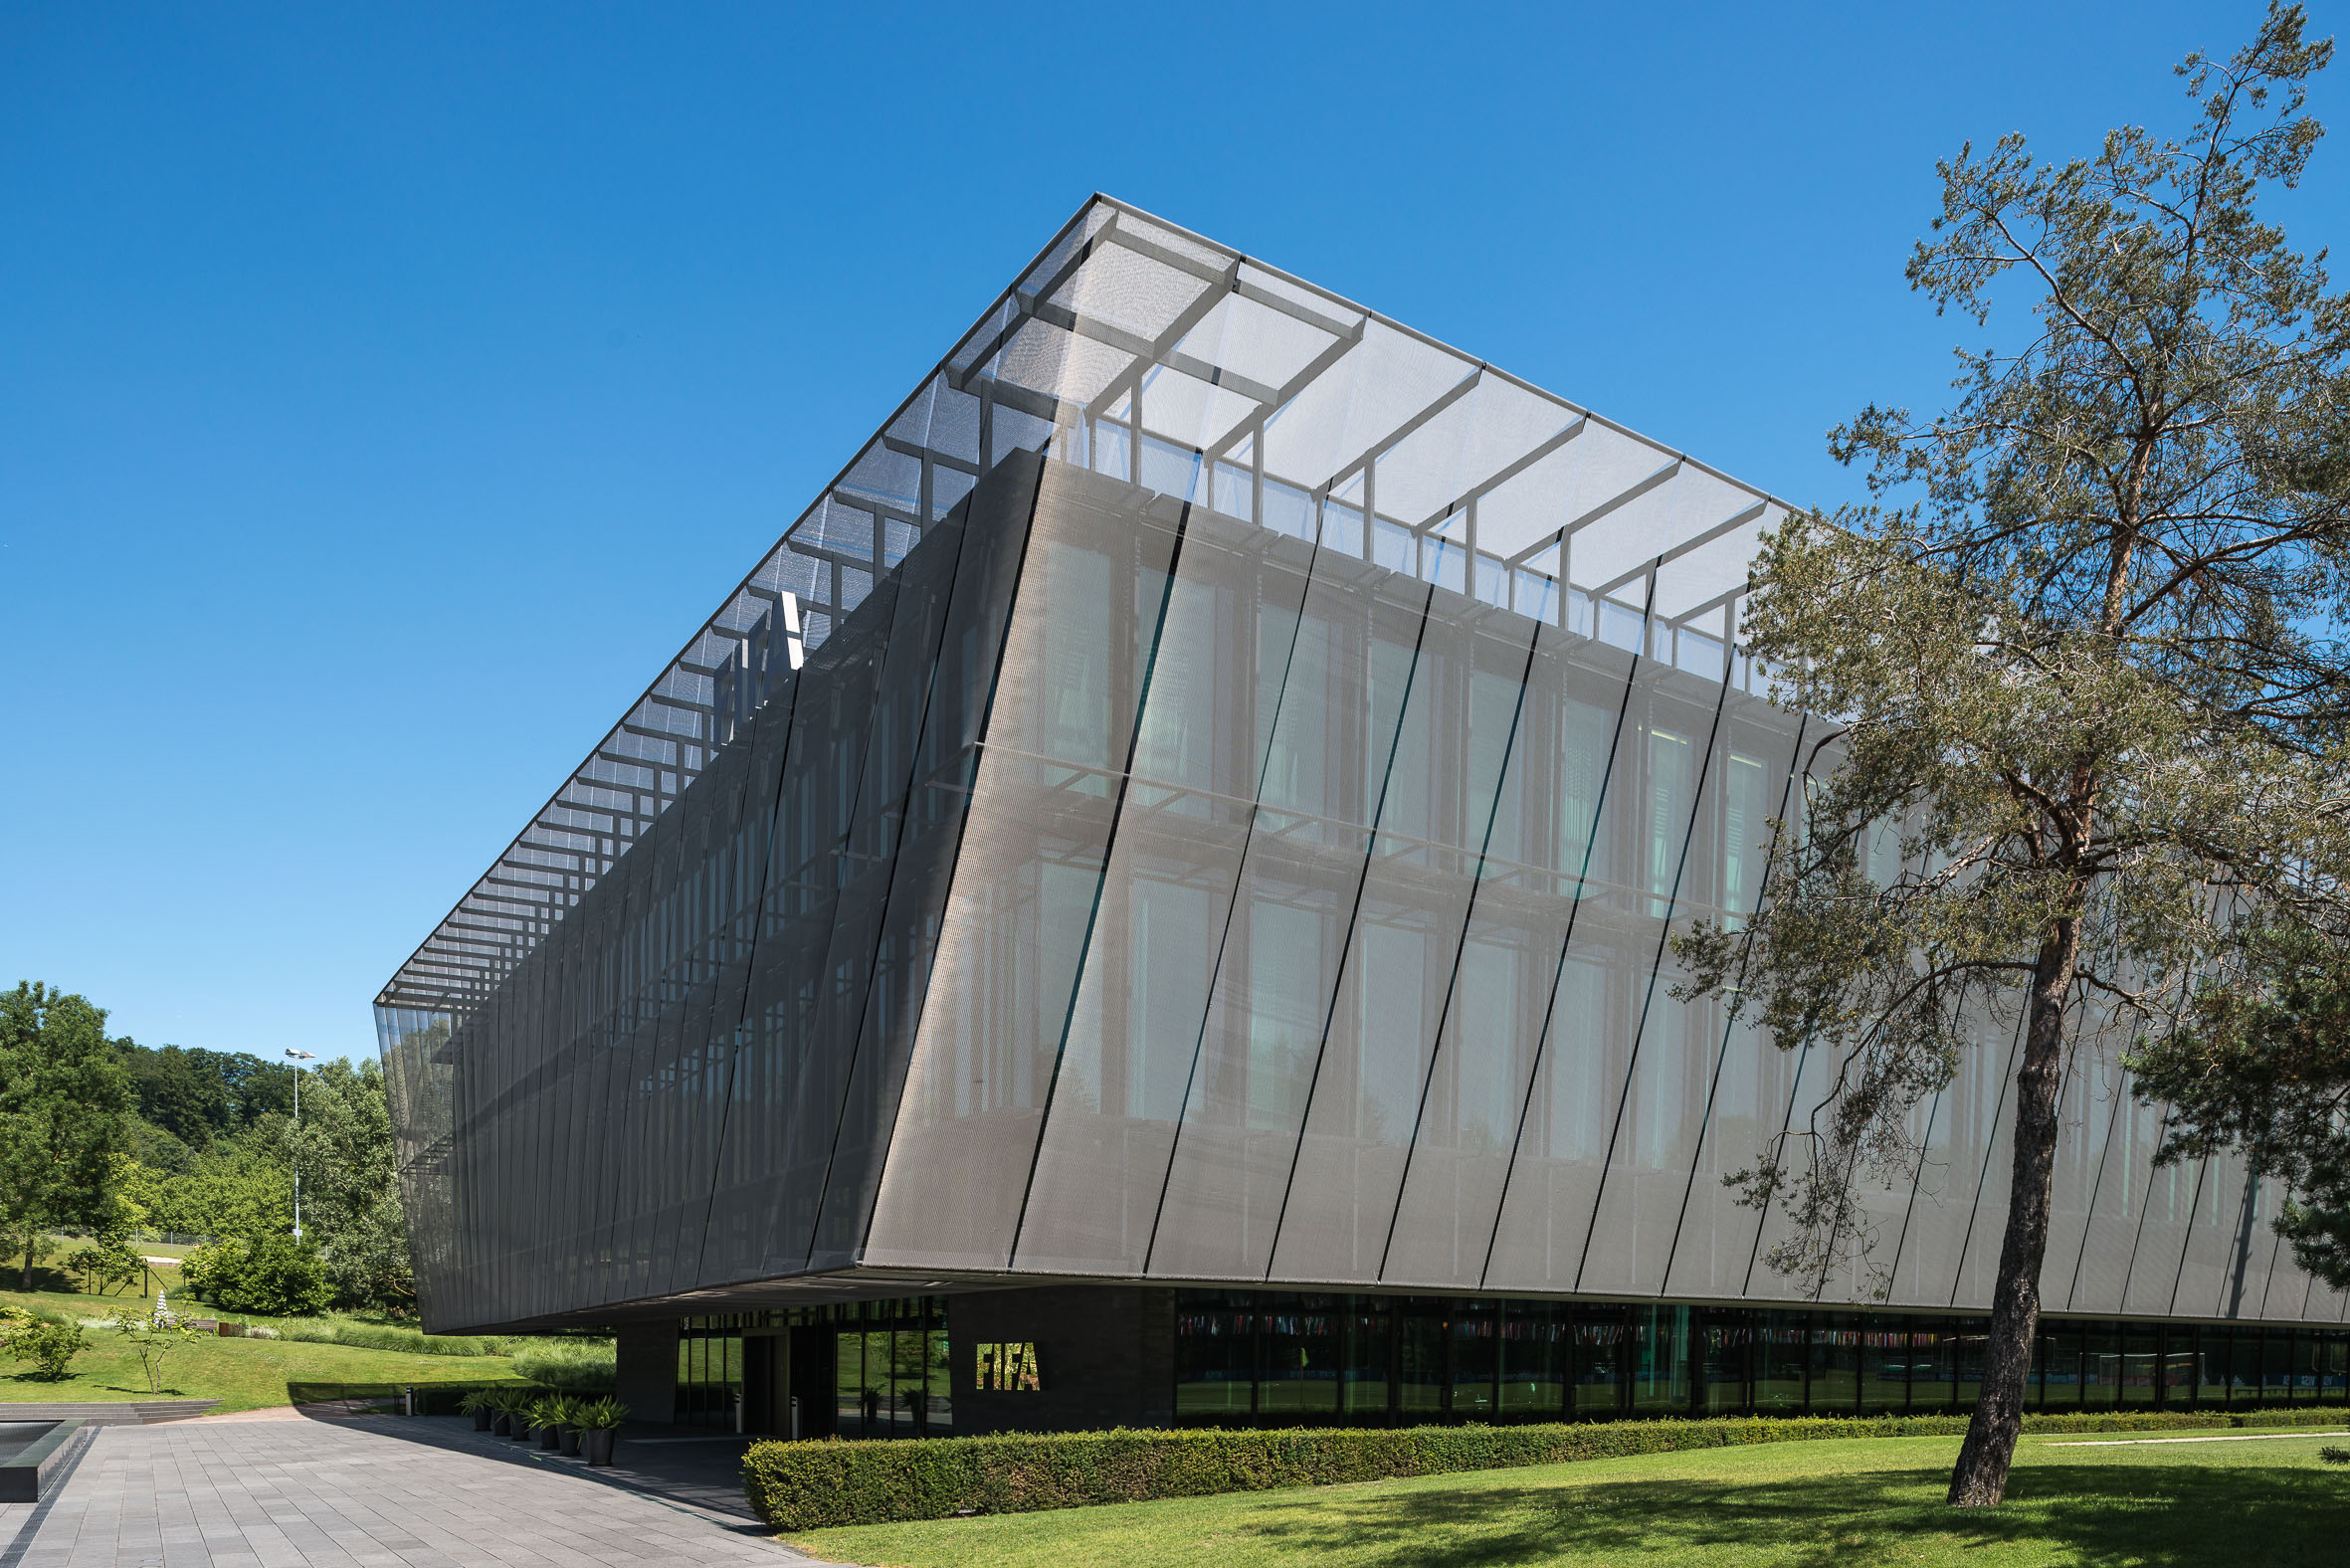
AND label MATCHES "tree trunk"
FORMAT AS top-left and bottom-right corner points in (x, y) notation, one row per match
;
(19, 1235), (32, 1292)
(1947, 918), (2077, 1506)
